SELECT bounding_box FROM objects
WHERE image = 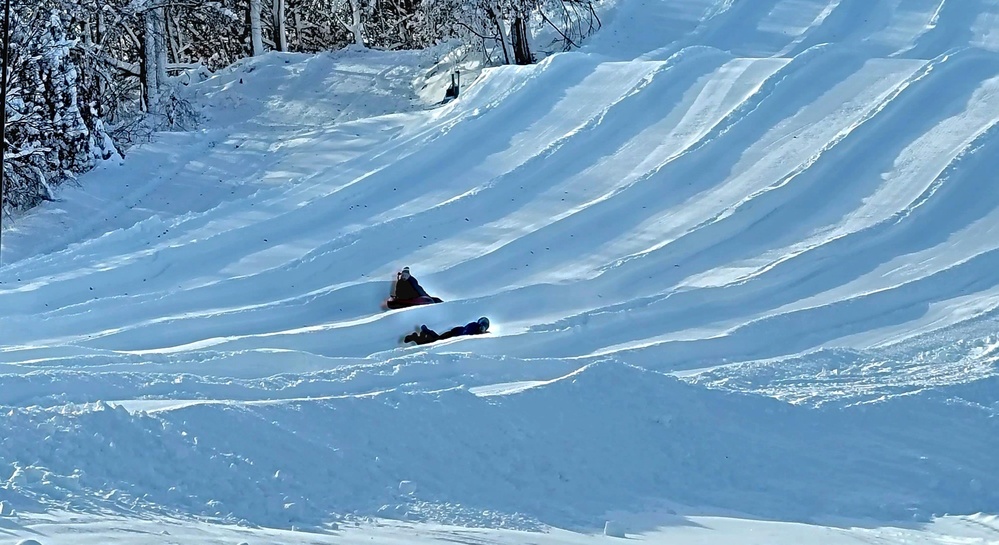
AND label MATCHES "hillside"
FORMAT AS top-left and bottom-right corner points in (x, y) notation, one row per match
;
(1, 0), (998, 543)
